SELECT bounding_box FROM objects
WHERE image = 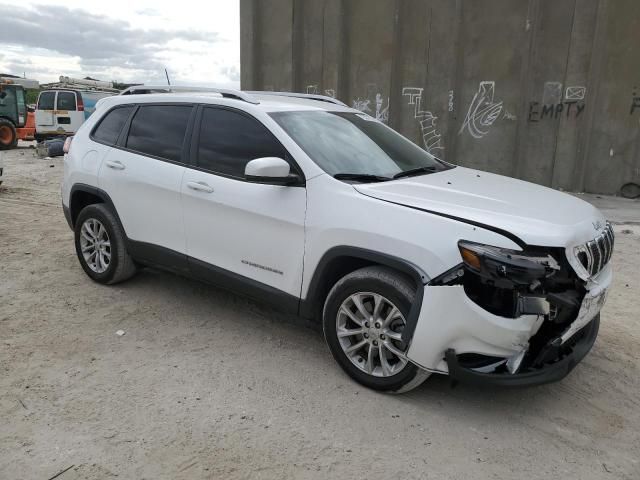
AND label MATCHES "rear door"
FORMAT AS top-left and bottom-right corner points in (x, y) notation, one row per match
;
(98, 103), (193, 267)
(35, 91), (55, 130)
(55, 91), (84, 134)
